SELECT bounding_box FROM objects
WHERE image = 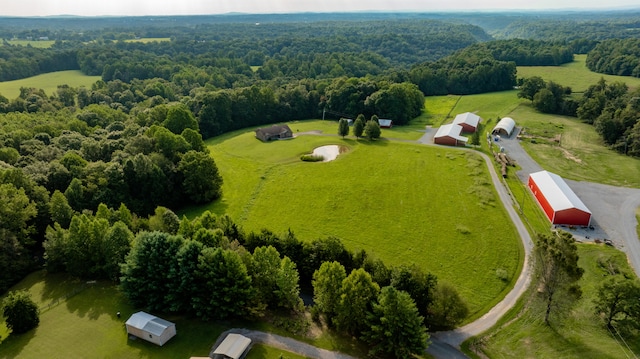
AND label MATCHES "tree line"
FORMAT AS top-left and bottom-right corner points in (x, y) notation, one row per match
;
(518, 76), (640, 156)
(40, 205), (468, 357)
